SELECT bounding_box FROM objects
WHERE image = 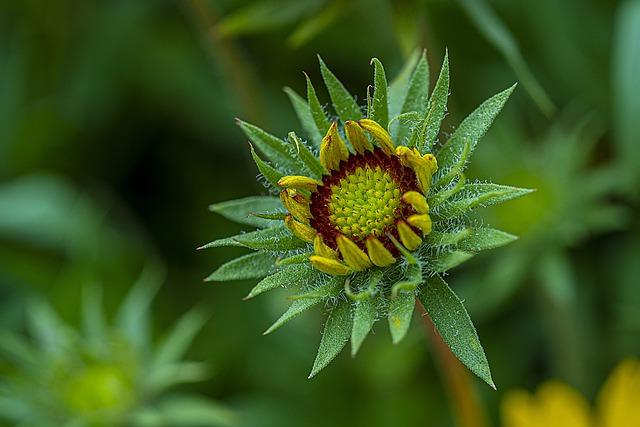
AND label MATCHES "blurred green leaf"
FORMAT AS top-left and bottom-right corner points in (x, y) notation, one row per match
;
(131, 394), (236, 427)
(152, 307), (208, 368)
(309, 299), (352, 378)
(613, 0), (640, 190)
(420, 276), (494, 388)
(217, 0), (318, 38)
(388, 50), (420, 122)
(456, 0), (555, 116)
(116, 263), (165, 350)
(209, 196), (282, 229)
(319, 56), (363, 123)
(288, 0), (344, 48)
